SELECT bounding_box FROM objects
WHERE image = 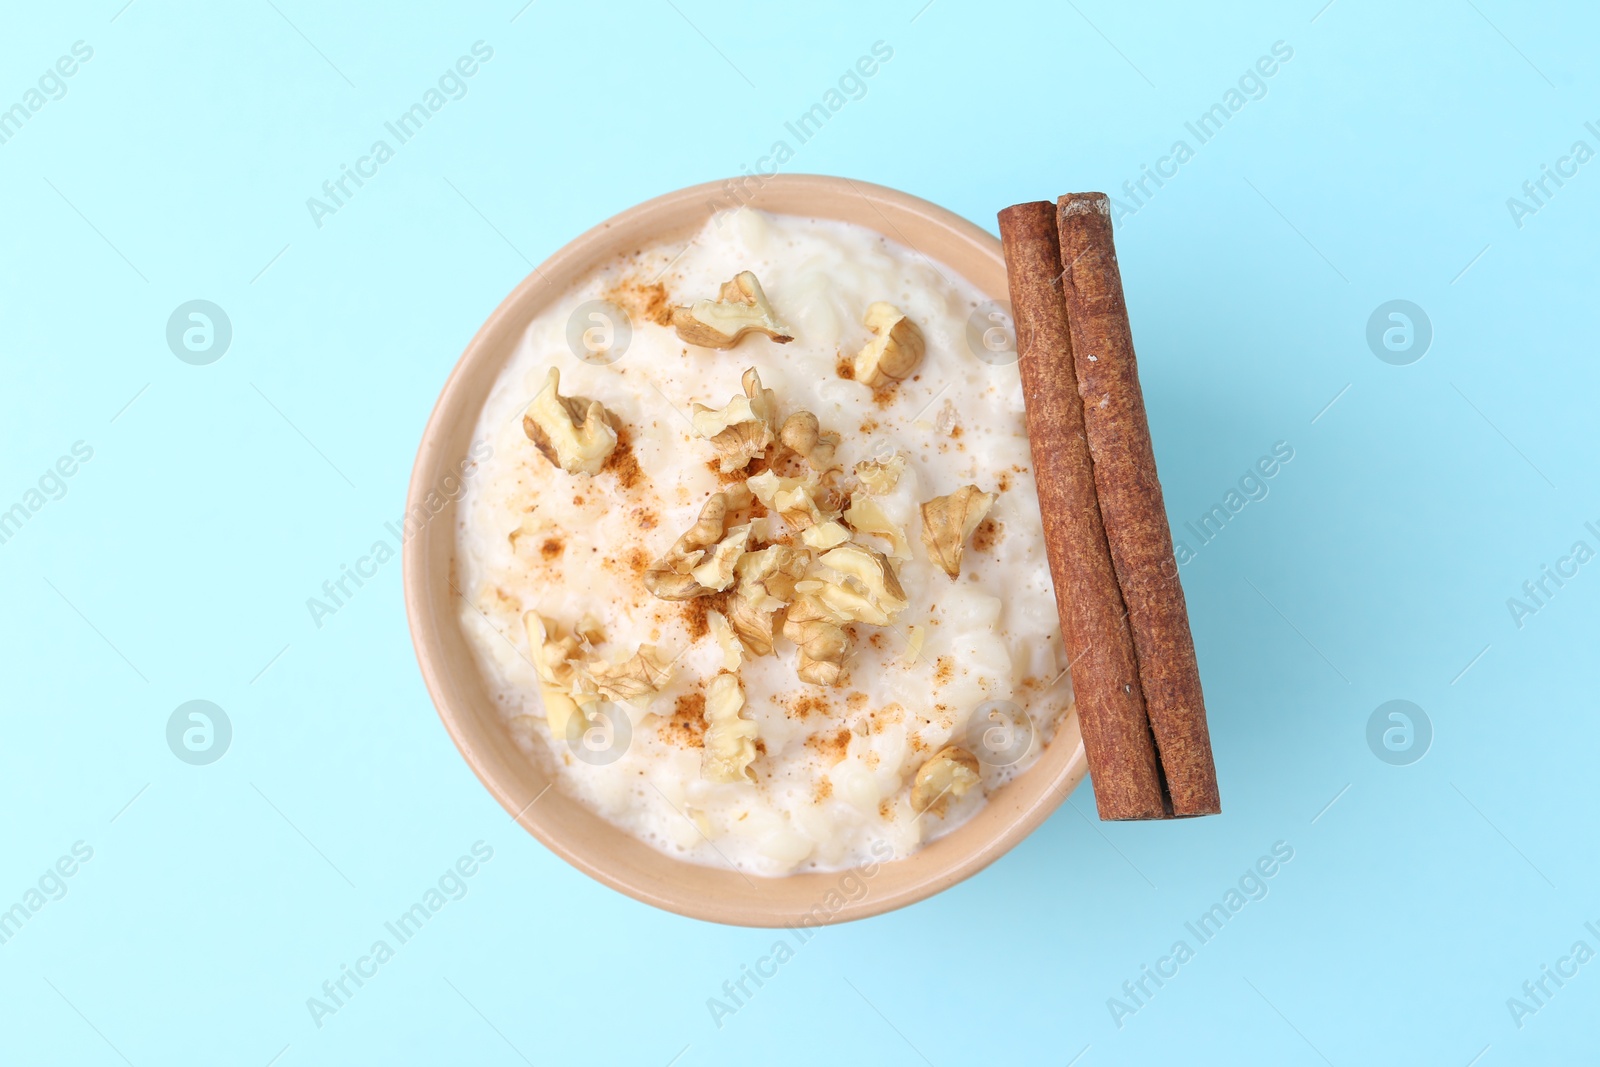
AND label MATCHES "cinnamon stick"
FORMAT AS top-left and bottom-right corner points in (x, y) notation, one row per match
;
(1056, 192), (1220, 817)
(997, 202), (1168, 821)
